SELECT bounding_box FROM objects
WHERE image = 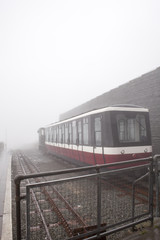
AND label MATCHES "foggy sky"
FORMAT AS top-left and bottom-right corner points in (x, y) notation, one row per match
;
(0, 0), (160, 149)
